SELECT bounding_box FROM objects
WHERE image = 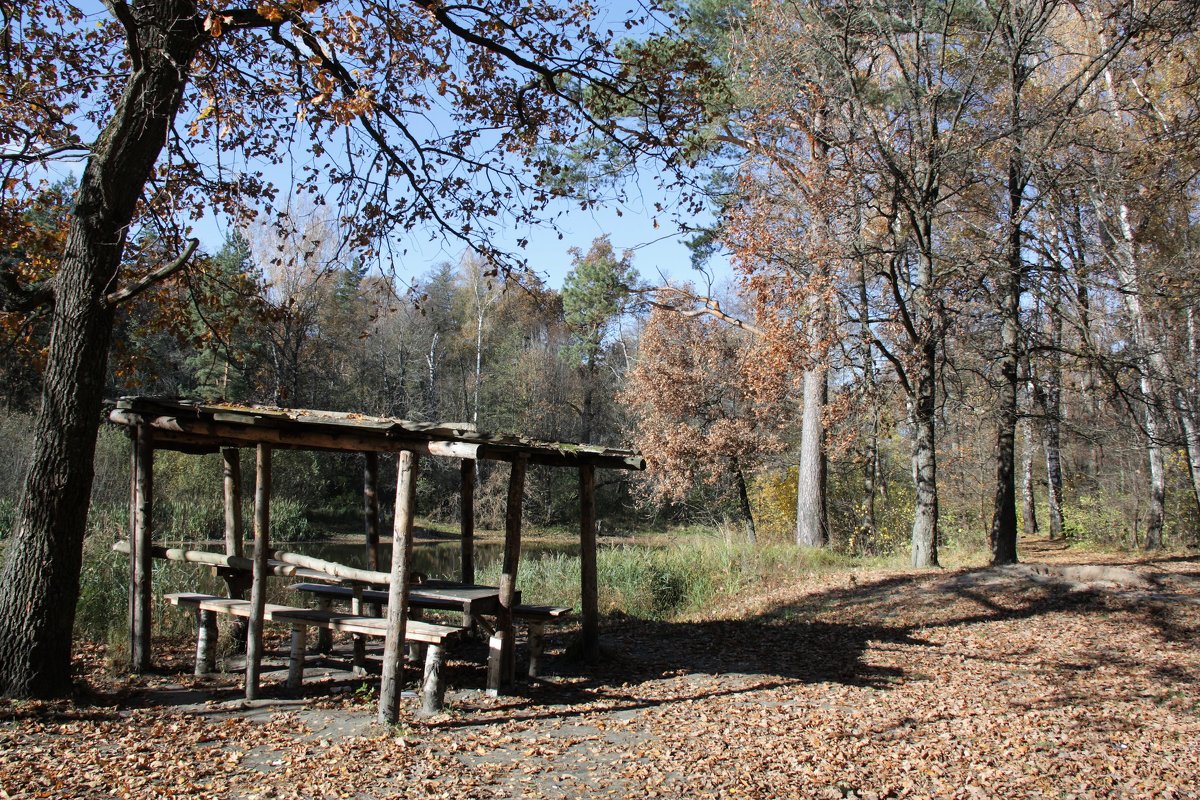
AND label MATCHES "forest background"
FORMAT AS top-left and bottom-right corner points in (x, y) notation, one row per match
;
(3, 0), (1200, 561)
(2, 0), (1200, 701)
